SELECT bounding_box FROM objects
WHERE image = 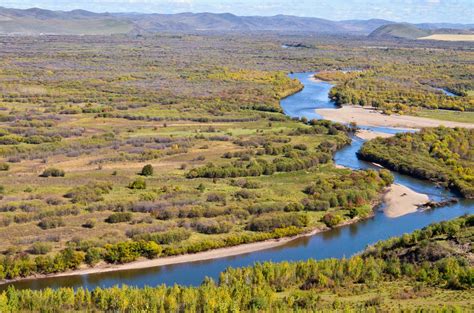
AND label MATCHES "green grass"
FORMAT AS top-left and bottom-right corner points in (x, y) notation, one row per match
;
(413, 109), (474, 124)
